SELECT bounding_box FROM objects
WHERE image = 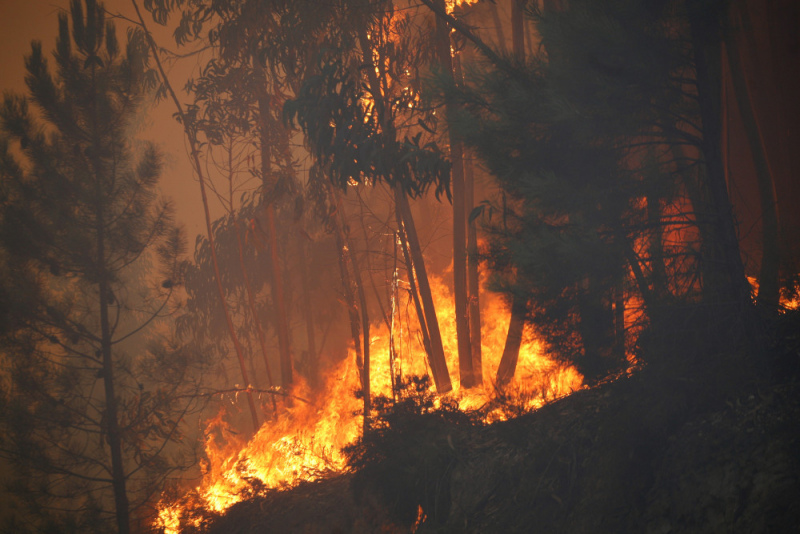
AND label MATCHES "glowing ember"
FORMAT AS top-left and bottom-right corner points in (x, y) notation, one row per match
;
(155, 273), (582, 532)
